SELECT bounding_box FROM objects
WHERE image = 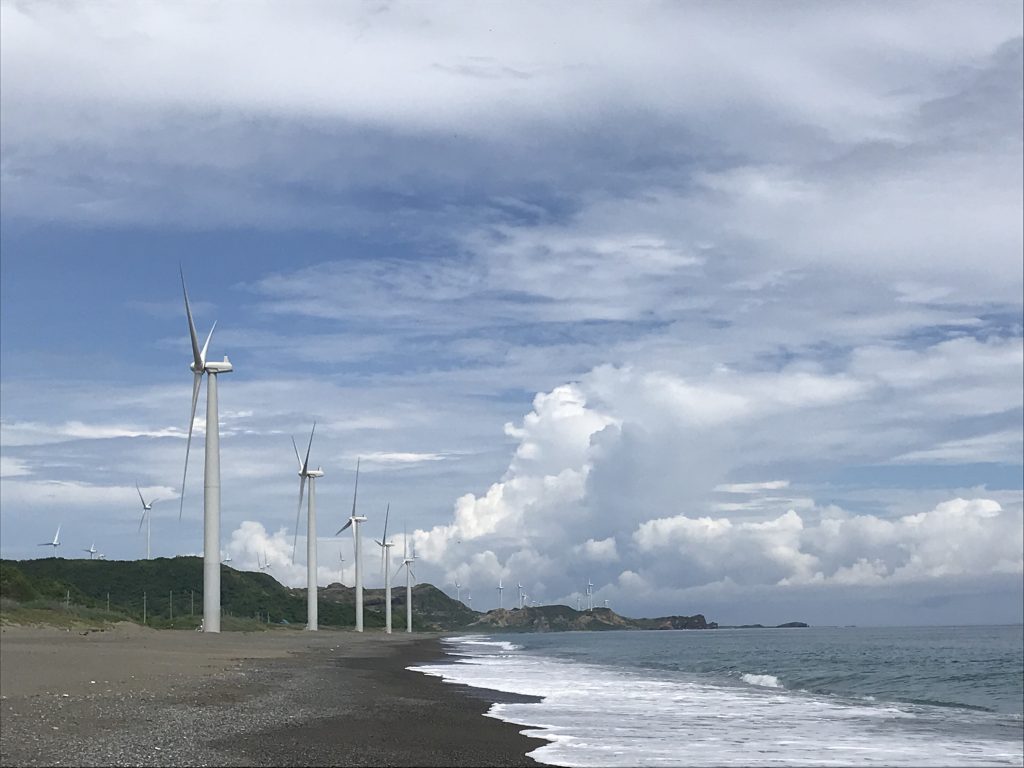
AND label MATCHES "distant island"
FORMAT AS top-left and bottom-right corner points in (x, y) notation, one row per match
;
(0, 558), (806, 632)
